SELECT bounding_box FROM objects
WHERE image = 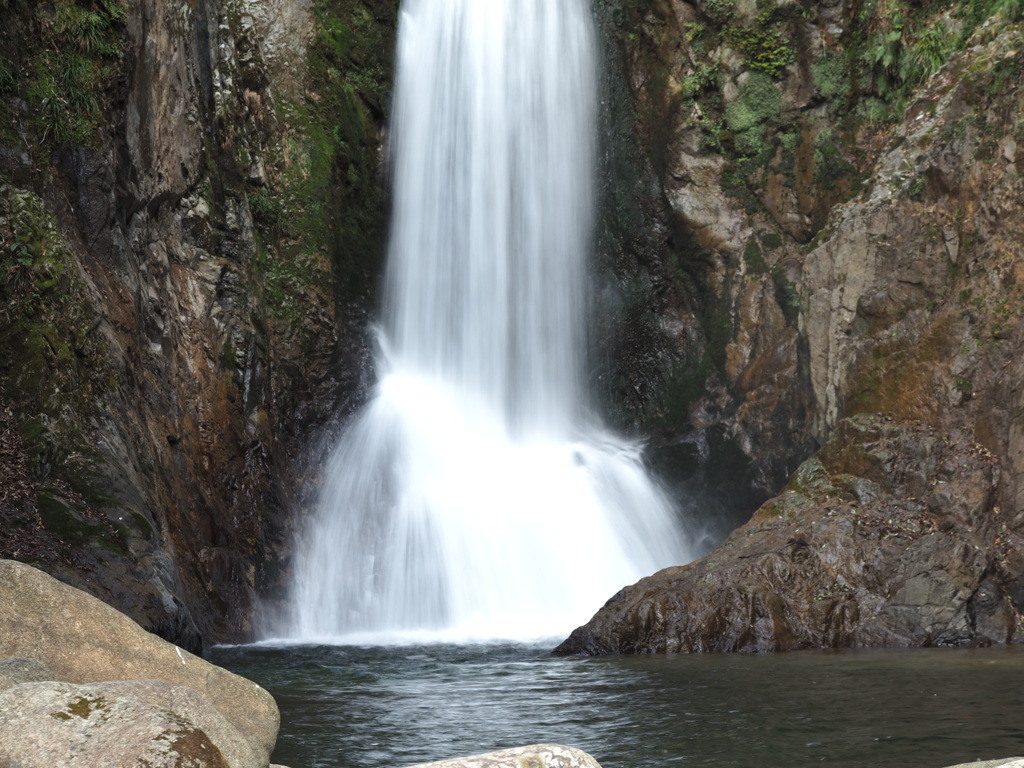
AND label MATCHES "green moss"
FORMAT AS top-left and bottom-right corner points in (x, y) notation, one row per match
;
(785, 457), (827, 494)
(221, 338), (238, 371)
(721, 161), (762, 214)
(0, 0), (128, 148)
(725, 101), (760, 133)
(37, 492), (94, 546)
(66, 696), (108, 719)
(37, 485), (125, 552)
(0, 187), (118, 526)
(646, 354), (714, 431)
(0, 188), (105, 405)
(726, 23), (795, 78)
(681, 61), (719, 98)
(741, 72), (783, 122)
(761, 230), (784, 250)
(704, 290), (734, 374)
(0, 58), (14, 93)
(130, 511), (156, 540)
(812, 52), (850, 102)
(743, 238), (769, 274)
(723, 73), (783, 162)
(986, 50), (1024, 97)
(251, 0), (394, 325)
(813, 128), (858, 192)
(771, 264), (801, 326)
(733, 126), (766, 158)
(248, 190), (284, 232)
(703, 0), (736, 24)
